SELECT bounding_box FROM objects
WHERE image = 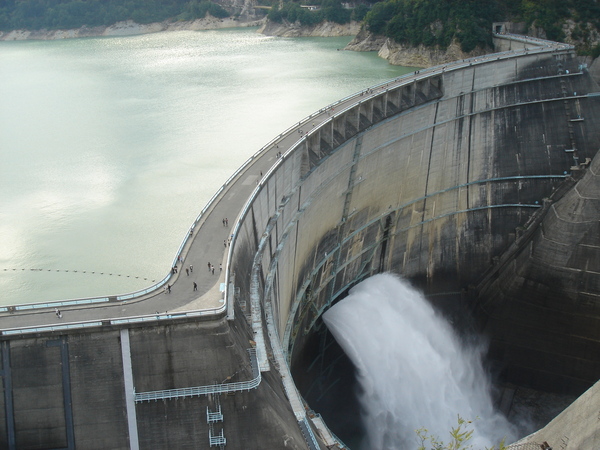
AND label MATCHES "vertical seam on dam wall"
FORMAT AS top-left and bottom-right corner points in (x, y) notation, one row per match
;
(46, 337), (75, 450)
(421, 101), (440, 270)
(329, 135), (364, 303)
(120, 329), (139, 450)
(467, 69), (476, 207)
(291, 186), (302, 330)
(379, 215), (393, 273)
(1, 341), (15, 450)
(356, 89), (589, 172)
